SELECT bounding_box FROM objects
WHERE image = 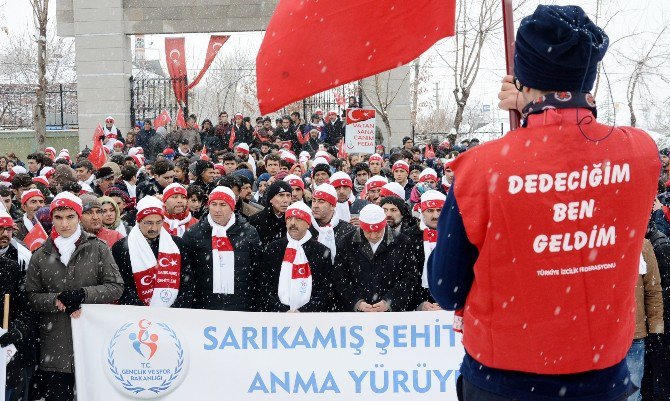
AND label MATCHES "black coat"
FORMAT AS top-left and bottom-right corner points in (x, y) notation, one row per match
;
(648, 229), (670, 328)
(333, 228), (421, 312)
(248, 207), (287, 247)
(0, 252), (34, 389)
(136, 178), (165, 201)
(404, 224), (435, 309)
(309, 220), (356, 252)
(182, 214), (263, 311)
(323, 119), (344, 146)
(112, 235), (194, 308)
(259, 237), (333, 312)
